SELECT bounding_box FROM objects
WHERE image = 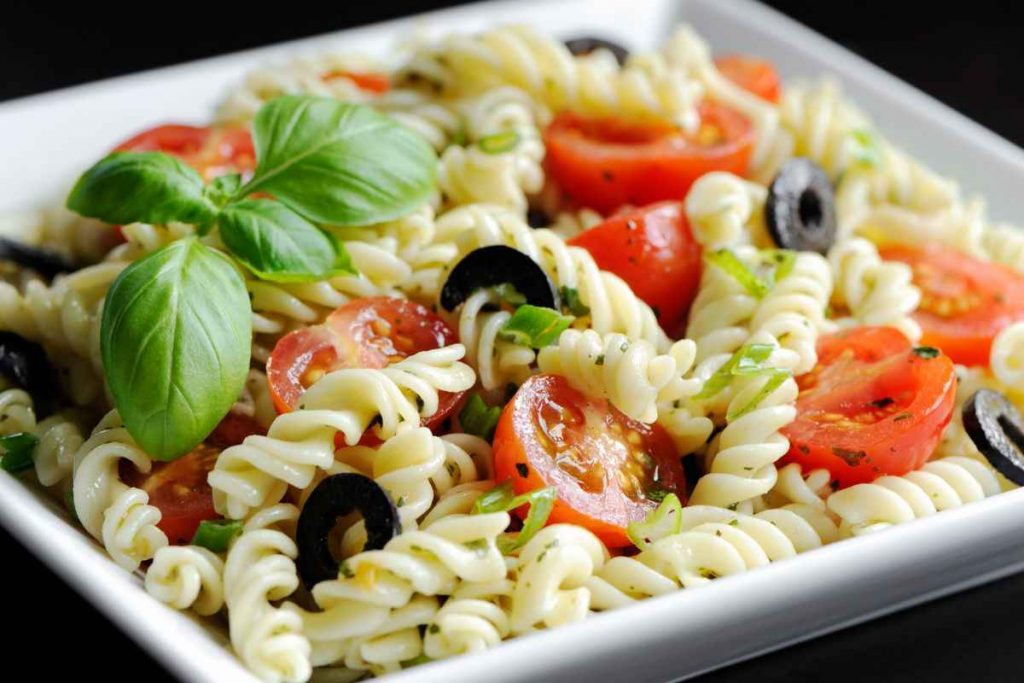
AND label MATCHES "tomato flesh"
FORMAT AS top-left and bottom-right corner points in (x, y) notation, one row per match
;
(493, 374), (685, 548)
(568, 201), (702, 335)
(122, 444), (219, 545)
(880, 244), (1024, 366)
(543, 102), (754, 214)
(115, 123), (255, 181)
(782, 327), (956, 487)
(322, 70), (391, 93)
(267, 297), (464, 438)
(714, 55), (782, 103)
